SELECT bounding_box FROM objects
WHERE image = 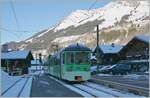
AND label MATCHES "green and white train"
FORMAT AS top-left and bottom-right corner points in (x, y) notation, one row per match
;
(47, 43), (91, 82)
